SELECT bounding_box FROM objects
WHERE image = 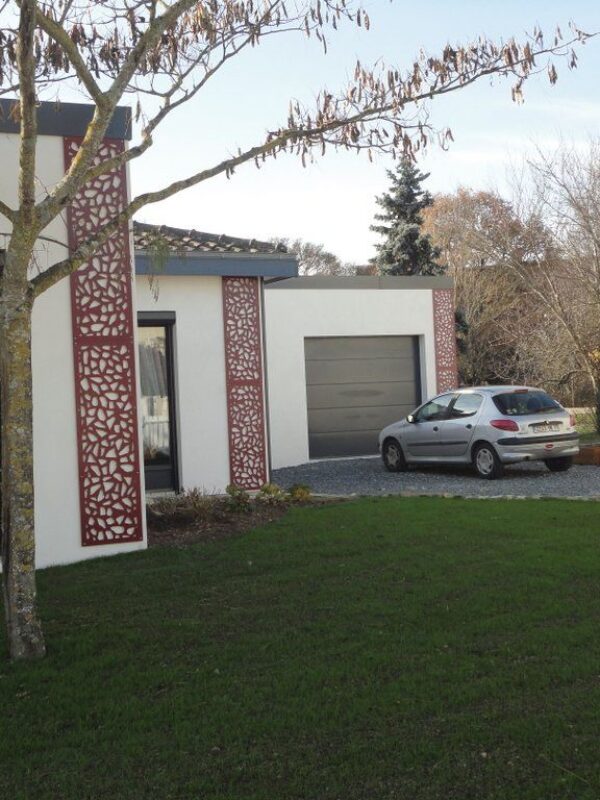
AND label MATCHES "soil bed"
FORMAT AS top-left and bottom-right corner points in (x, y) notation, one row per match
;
(146, 496), (338, 548)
